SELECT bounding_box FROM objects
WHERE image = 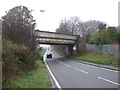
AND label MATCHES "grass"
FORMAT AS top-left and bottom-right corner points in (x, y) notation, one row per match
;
(55, 50), (66, 56)
(71, 52), (120, 67)
(39, 48), (46, 56)
(4, 60), (52, 88)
